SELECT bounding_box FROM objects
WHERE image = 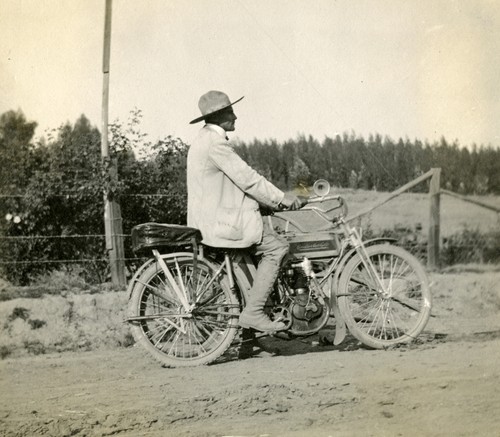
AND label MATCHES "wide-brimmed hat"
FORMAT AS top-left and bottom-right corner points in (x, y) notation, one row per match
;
(190, 90), (244, 124)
